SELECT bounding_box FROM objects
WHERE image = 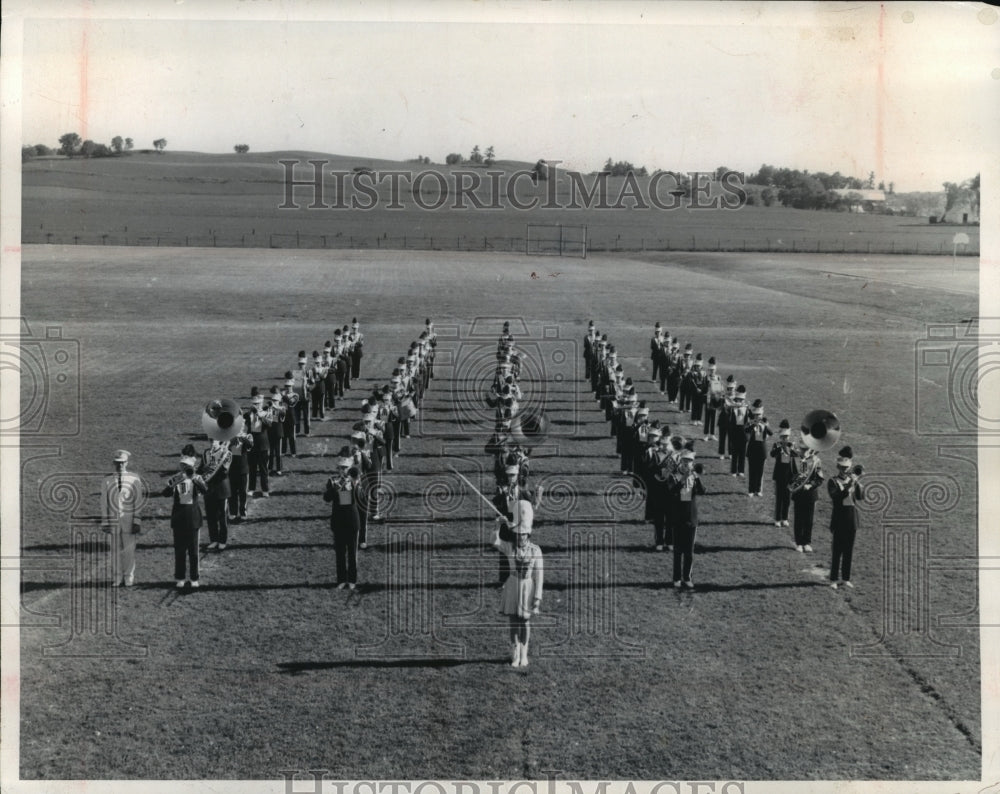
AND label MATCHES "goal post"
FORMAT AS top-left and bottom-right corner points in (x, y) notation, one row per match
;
(525, 223), (588, 259)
